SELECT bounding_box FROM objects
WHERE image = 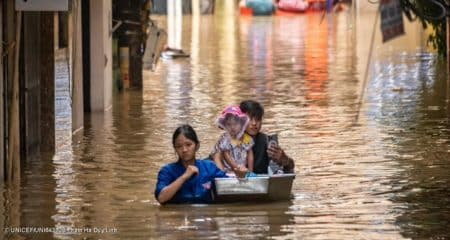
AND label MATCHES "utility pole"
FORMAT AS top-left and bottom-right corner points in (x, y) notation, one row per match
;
(7, 11), (21, 182)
